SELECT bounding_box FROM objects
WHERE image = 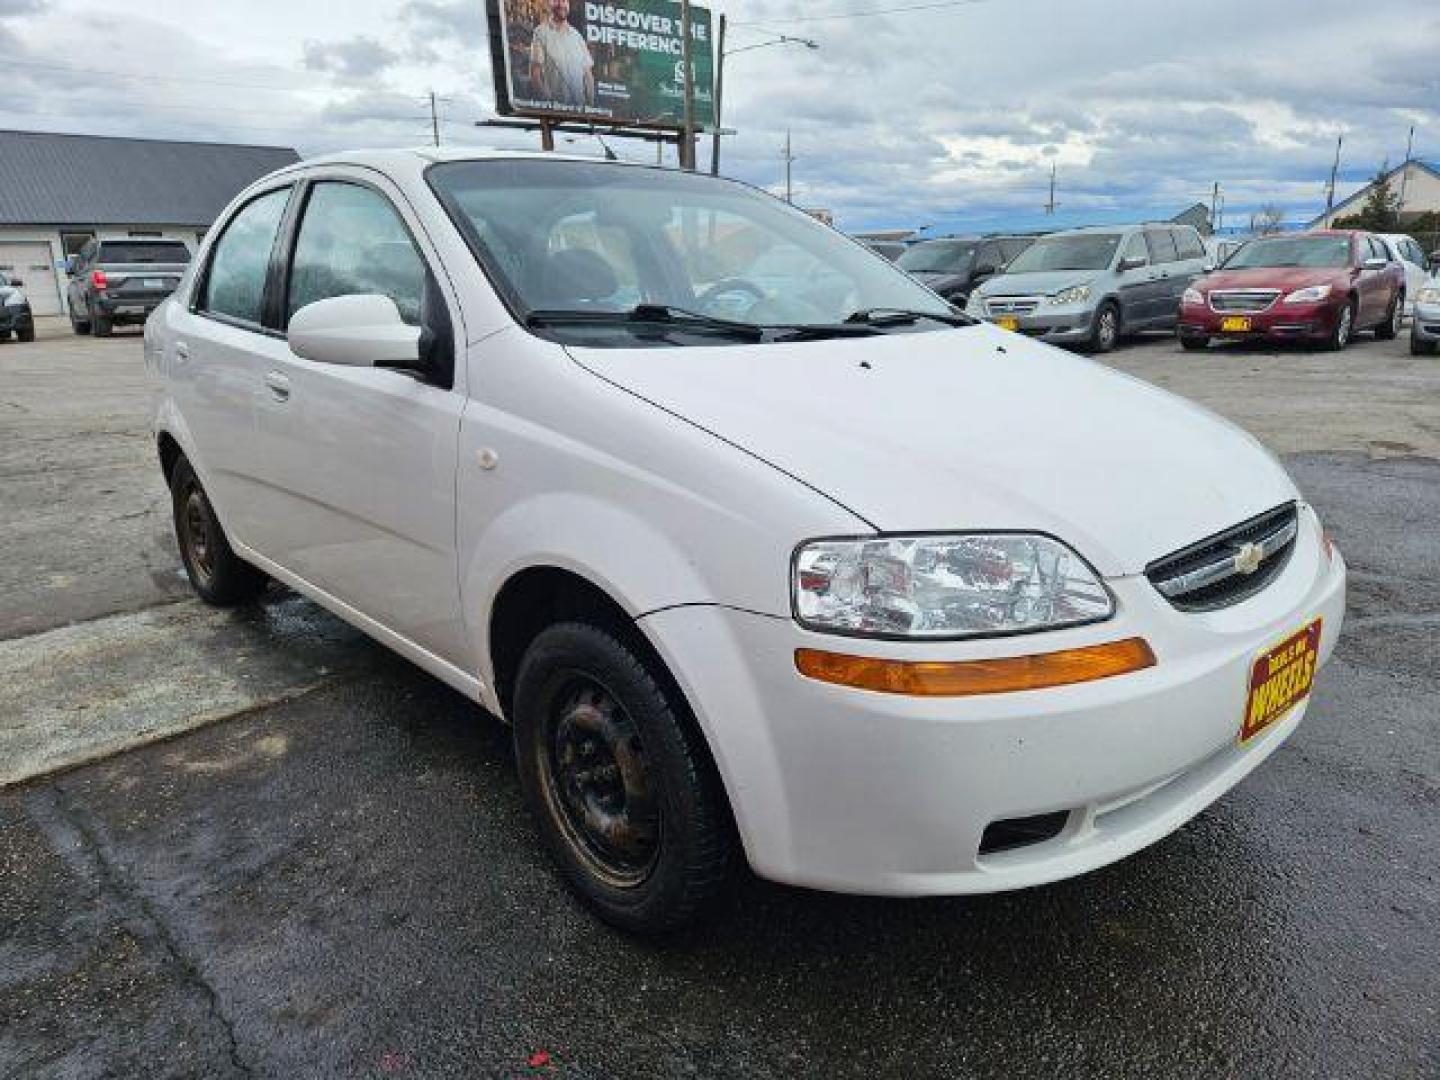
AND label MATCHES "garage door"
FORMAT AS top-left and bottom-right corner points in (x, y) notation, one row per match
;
(0, 242), (61, 316)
